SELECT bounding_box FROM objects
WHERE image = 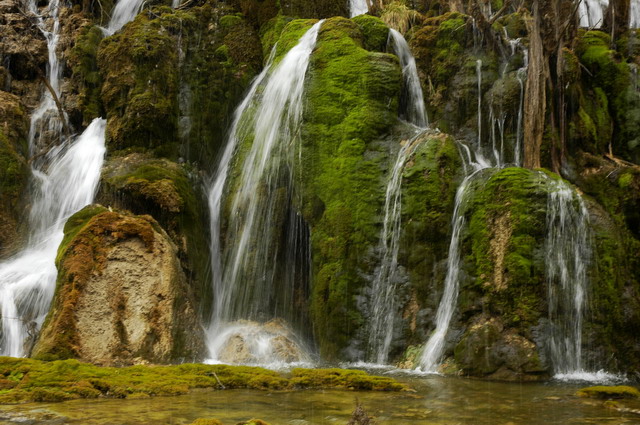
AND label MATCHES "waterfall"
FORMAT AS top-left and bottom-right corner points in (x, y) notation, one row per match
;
(206, 21), (323, 364)
(544, 178), (591, 377)
(105, 0), (146, 34)
(366, 133), (425, 364)
(0, 118), (106, 357)
(578, 0), (608, 28)
(26, 0), (66, 152)
(633, 0), (640, 27)
(578, 0), (640, 28)
(350, 0), (369, 18)
(476, 59), (483, 149)
(418, 145), (492, 371)
(388, 29), (429, 129)
(515, 48), (528, 168)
